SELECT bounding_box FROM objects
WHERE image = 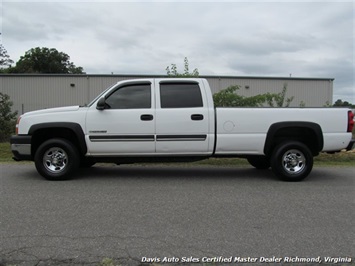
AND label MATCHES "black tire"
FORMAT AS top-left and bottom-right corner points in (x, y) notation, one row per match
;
(271, 141), (313, 182)
(34, 138), (80, 181)
(247, 156), (270, 169)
